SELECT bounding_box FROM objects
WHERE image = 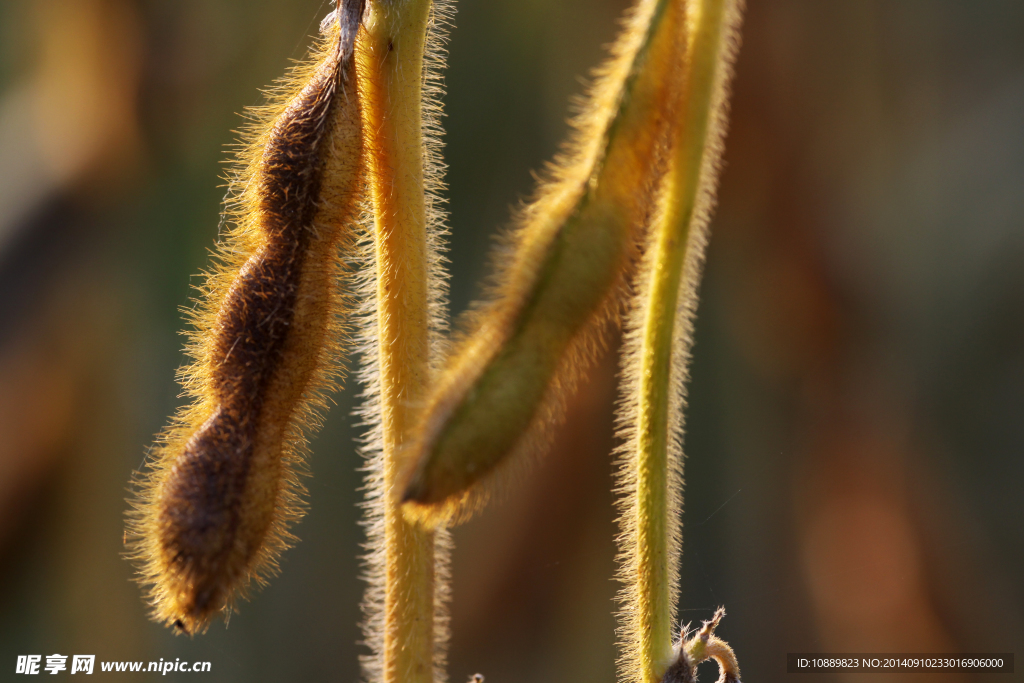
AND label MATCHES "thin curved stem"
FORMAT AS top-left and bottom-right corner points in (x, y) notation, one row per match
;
(633, 0), (739, 681)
